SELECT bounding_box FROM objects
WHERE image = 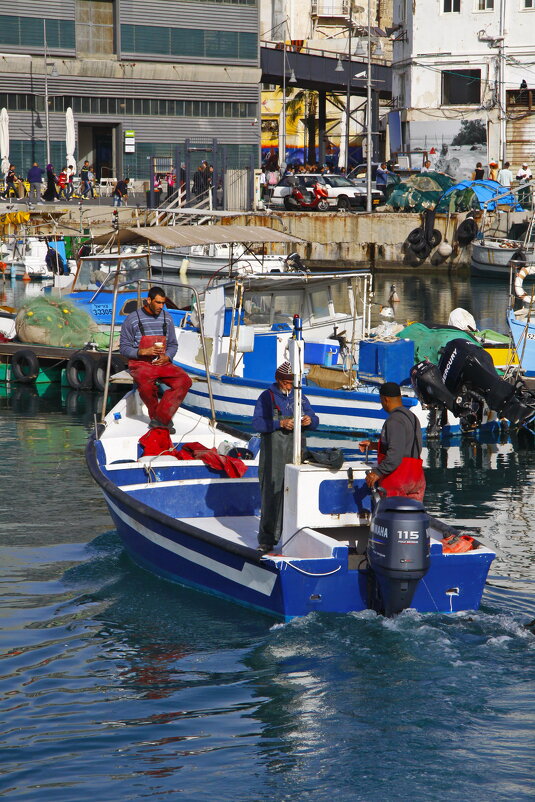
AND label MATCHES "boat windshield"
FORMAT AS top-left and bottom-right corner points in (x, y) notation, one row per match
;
(242, 288), (306, 327)
(73, 256), (150, 292)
